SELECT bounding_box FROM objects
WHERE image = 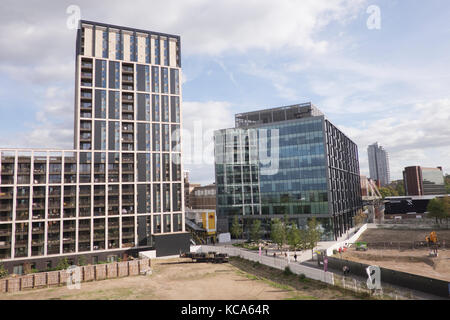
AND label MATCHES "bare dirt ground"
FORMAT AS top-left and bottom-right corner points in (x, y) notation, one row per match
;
(357, 229), (450, 243)
(340, 229), (450, 282)
(0, 257), (369, 300)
